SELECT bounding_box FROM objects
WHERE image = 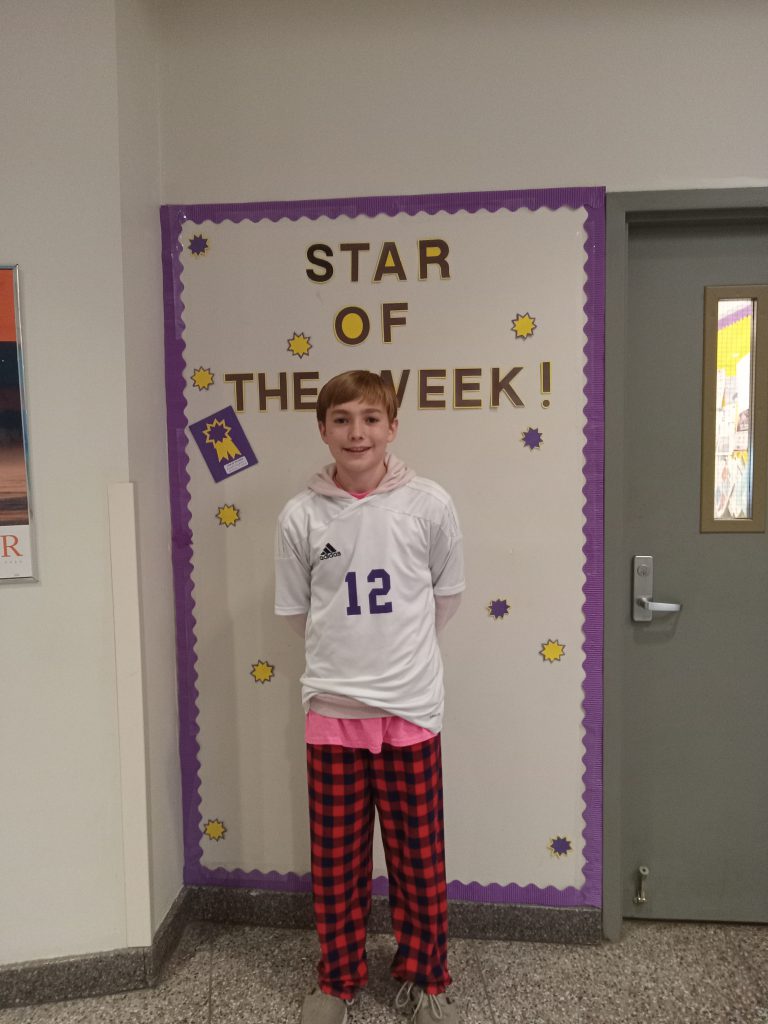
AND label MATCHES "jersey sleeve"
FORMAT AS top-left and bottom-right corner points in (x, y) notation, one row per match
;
(274, 509), (311, 615)
(429, 496), (465, 596)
